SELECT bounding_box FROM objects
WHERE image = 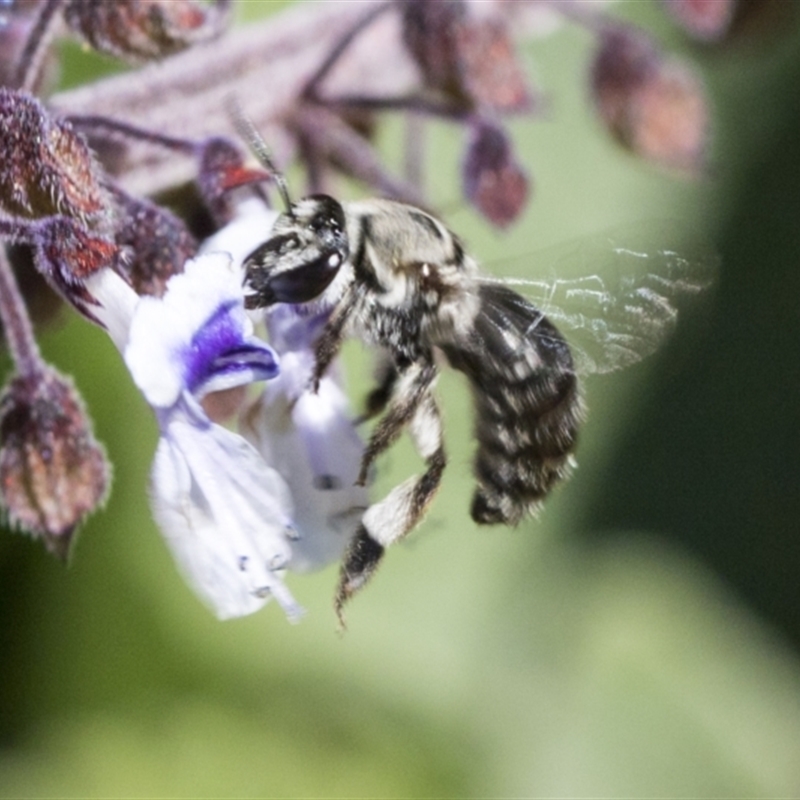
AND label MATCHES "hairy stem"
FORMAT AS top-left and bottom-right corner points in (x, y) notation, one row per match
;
(49, 1), (413, 197)
(0, 248), (42, 377)
(14, 0), (66, 92)
(67, 115), (198, 155)
(301, 0), (394, 101)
